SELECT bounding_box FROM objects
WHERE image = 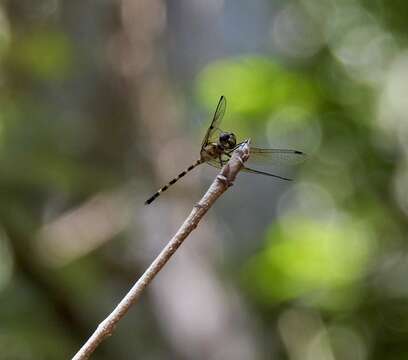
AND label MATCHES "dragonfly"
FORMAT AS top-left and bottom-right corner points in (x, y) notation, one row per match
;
(145, 96), (306, 205)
